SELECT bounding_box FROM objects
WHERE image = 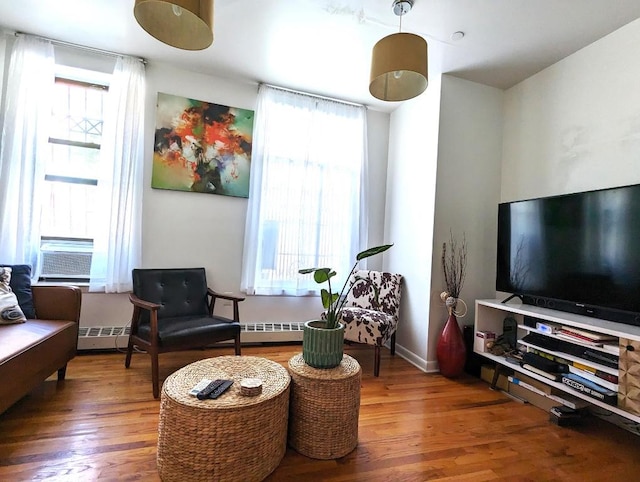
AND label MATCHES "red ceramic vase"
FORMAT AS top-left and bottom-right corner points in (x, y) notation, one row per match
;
(436, 312), (467, 378)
